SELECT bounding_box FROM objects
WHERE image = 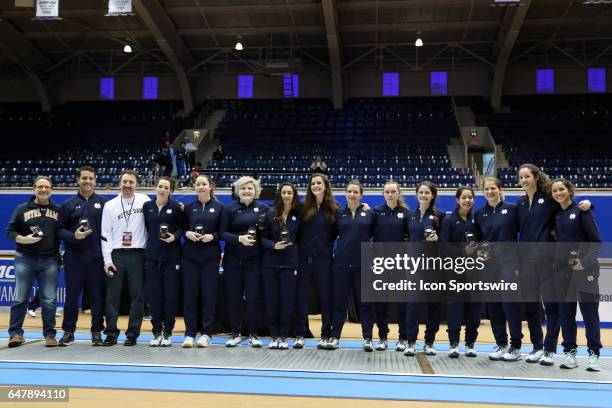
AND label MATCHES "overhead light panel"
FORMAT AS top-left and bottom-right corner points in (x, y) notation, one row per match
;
(123, 44), (132, 53)
(415, 38), (423, 47)
(235, 36), (244, 51)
